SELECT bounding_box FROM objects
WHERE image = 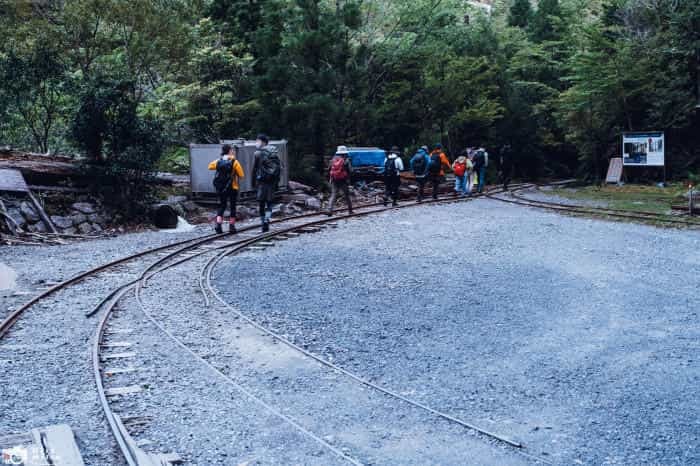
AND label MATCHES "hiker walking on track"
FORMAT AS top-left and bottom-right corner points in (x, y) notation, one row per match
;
(252, 134), (281, 232)
(383, 146), (404, 206)
(452, 152), (472, 197)
(209, 144), (244, 234)
(410, 145), (431, 202)
(327, 146), (353, 216)
(473, 147), (488, 194)
(498, 144), (513, 191)
(428, 143), (451, 200)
